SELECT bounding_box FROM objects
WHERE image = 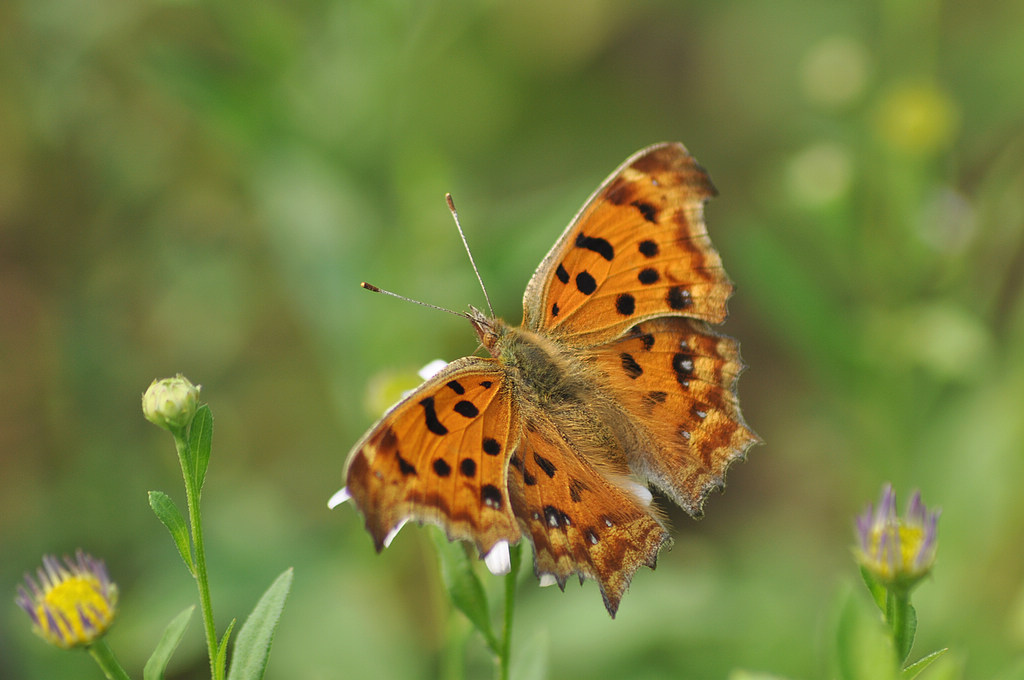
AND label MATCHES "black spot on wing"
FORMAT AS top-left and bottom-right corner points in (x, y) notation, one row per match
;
(631, 200), (657, 223)
(616, 293), (636, 316)
(638, 240), (659, 257)
(575, 233), (615, 261)
(533, 452), (557, 478)
(638, 268), (659, 285)
(483, 438), (501, 456)
(544, 505), (571, 529)
(446, 380), (465, 395)
(420, 397), (448, 435)
(643, 391), (668, 406)
(453, 400), (479, 418)
(673, 352), (695, 386)
(576, 271), (597, 295)
(555, 263), (570, 284)
(620, 352), (643, 379)
(481, 484), (503, 510)
(667, 286), (692, 310)
(396, 451), (417, 476)
(433, 458), (451, 477)
(460, 458), (476, 477)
